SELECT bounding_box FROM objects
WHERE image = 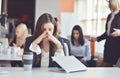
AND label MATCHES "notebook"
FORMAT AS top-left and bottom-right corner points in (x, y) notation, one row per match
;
(52, 56), (87, 73)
